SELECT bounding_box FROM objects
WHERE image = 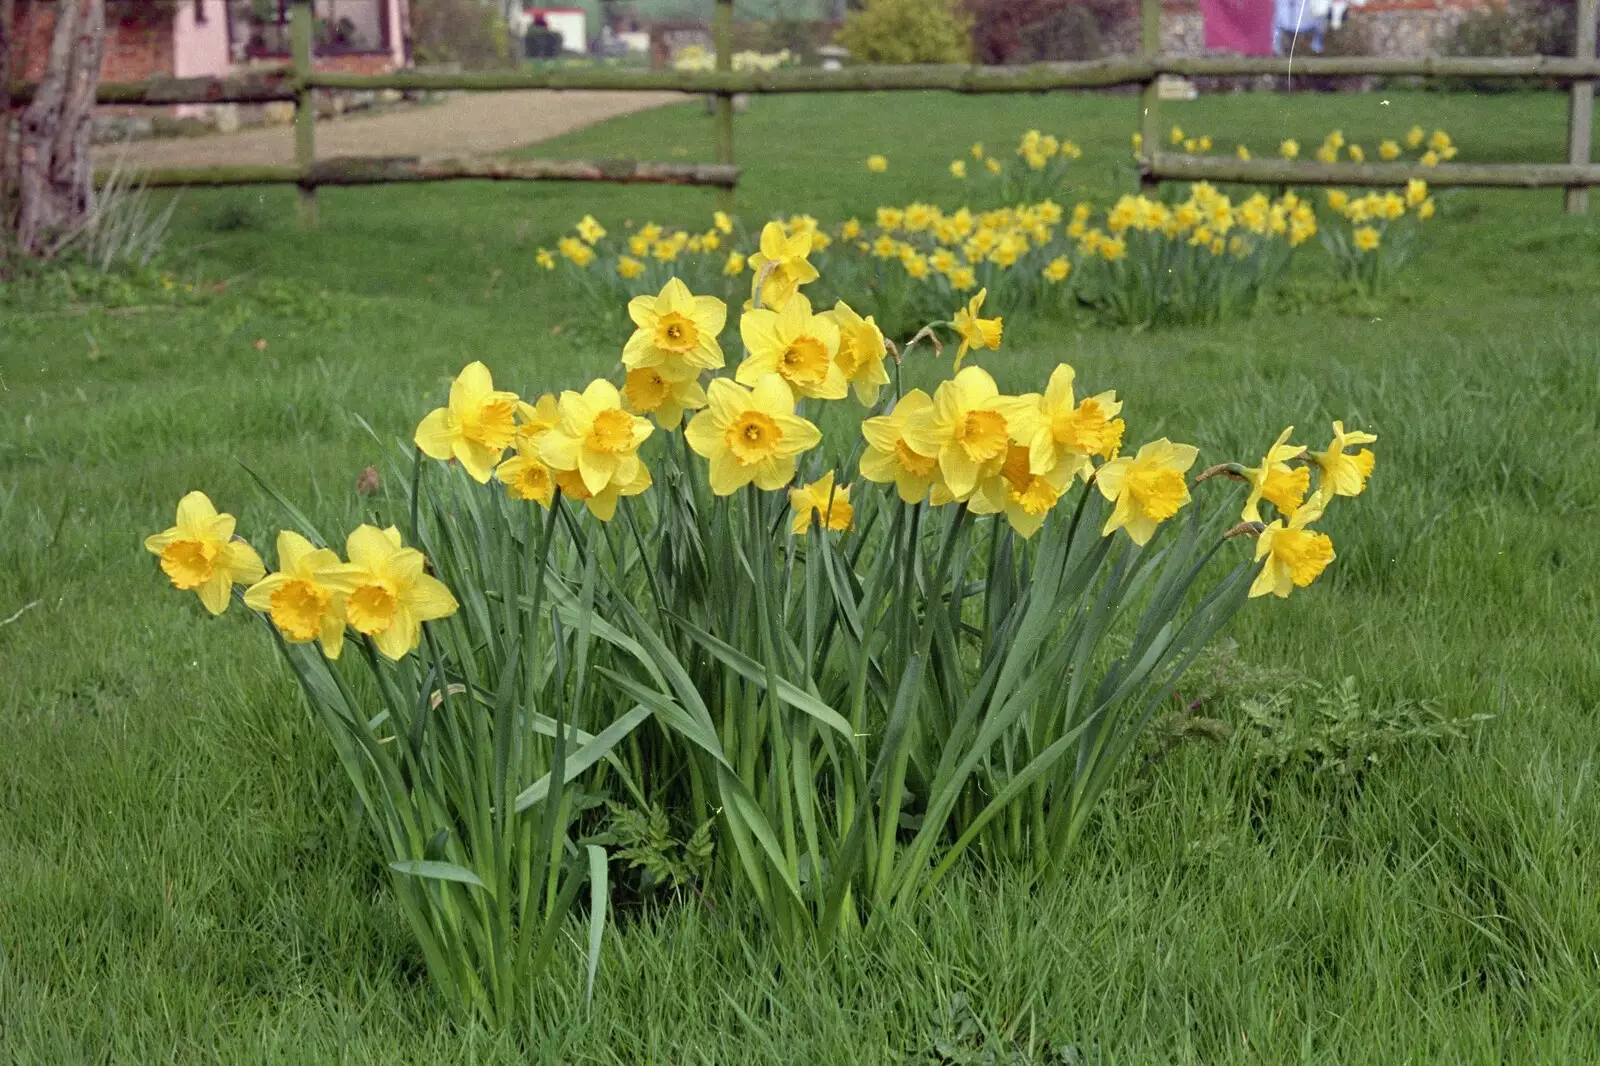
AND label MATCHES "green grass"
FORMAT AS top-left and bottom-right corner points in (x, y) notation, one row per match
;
(3, 88), (1599, 1063)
